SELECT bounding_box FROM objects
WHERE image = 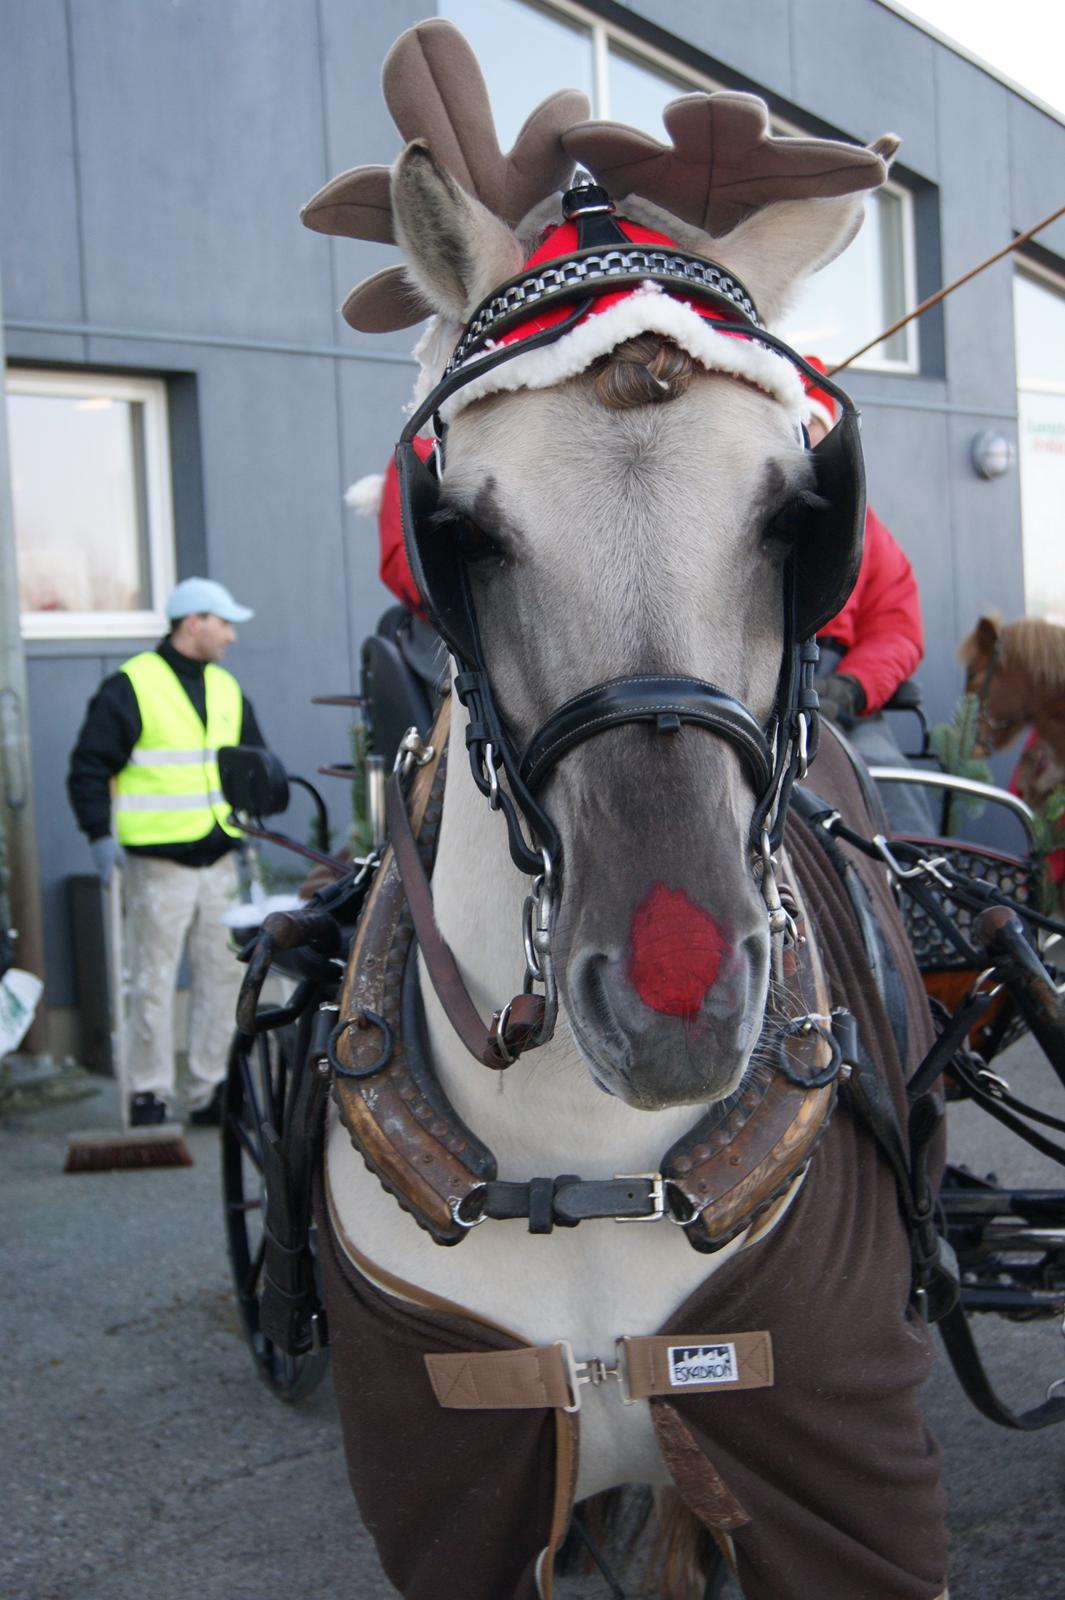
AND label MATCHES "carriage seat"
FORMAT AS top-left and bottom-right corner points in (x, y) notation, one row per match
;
(360, 607), (446, 771)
